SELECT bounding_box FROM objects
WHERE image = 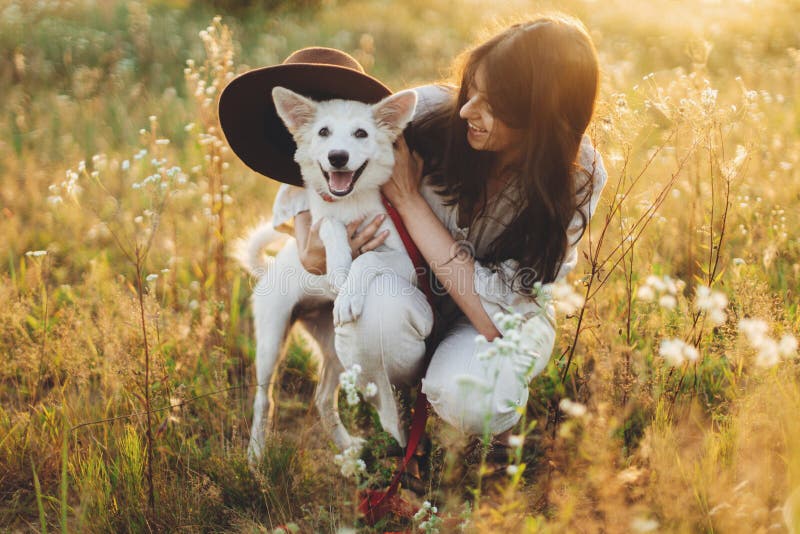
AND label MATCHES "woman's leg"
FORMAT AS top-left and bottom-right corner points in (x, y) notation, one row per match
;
(334, 271), (433, 445)
(421, 308), (556, 437)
